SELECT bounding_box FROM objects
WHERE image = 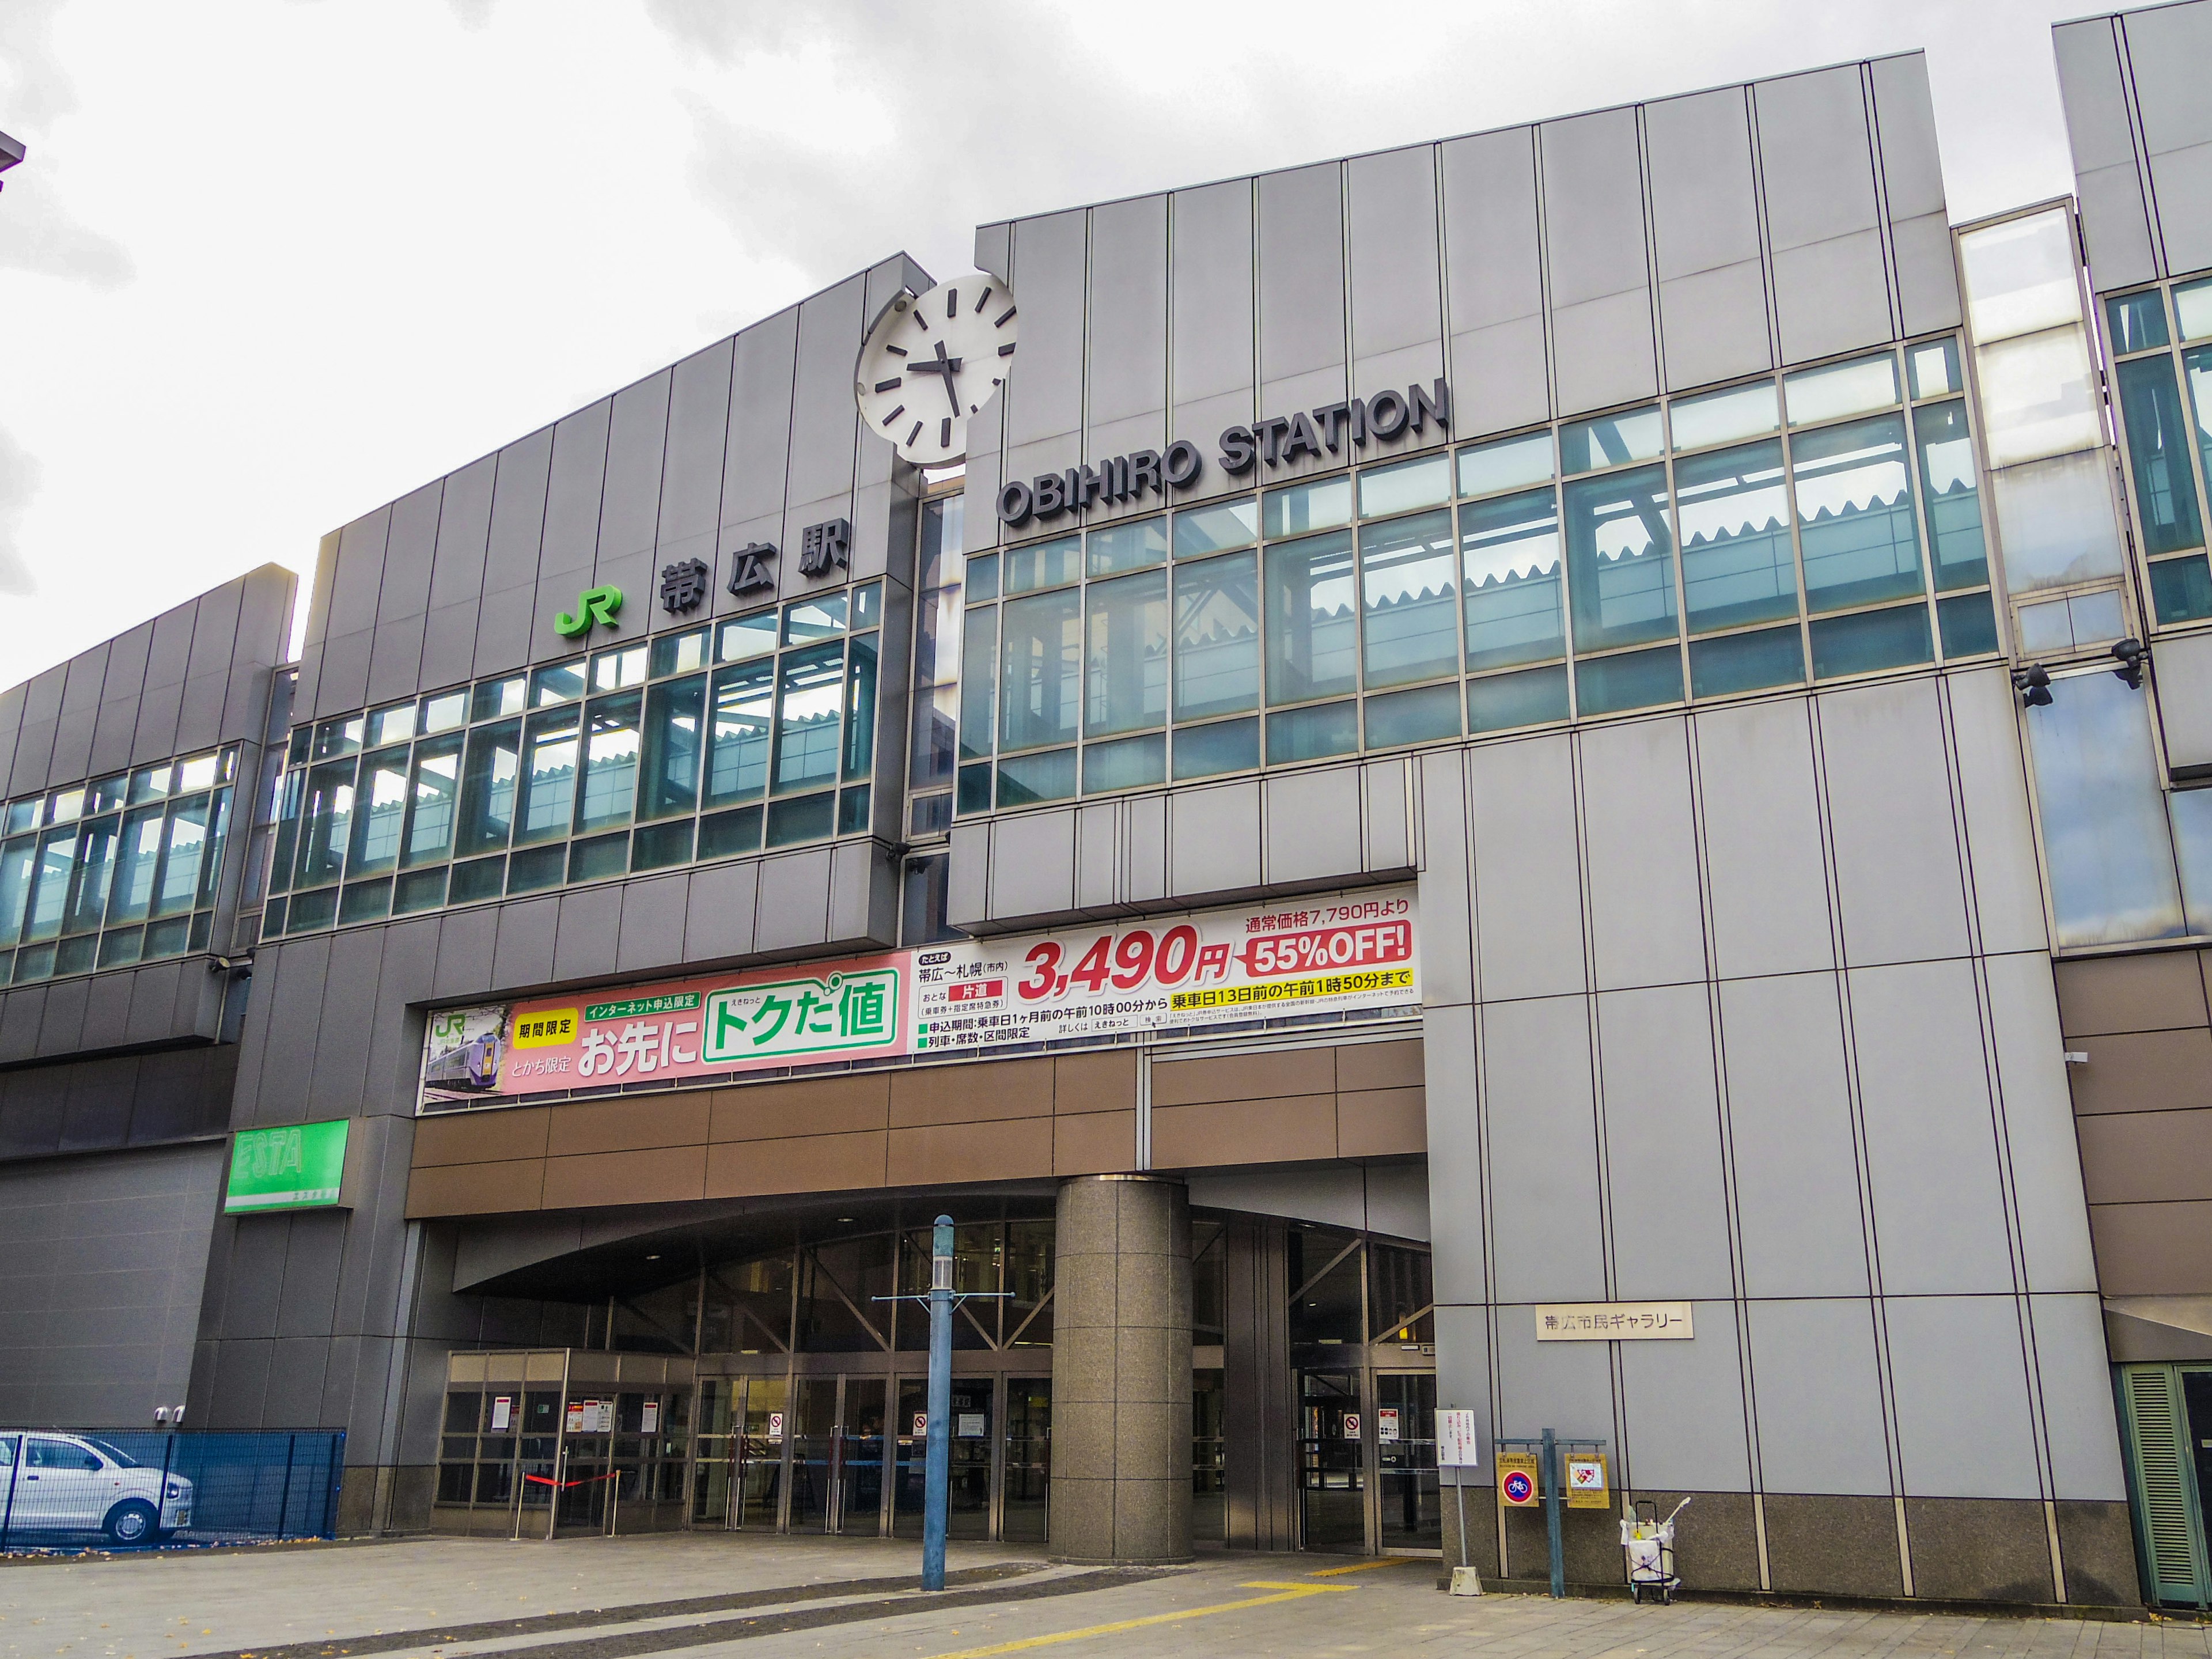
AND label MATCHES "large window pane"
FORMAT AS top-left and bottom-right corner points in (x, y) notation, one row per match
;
(1460, 488), (1563, 671)
(63, 815), (122, 936)
(1468, 664), (1569, 733)
(640, 676), (706, 820)
(774, 642), (846, 795)
(516, 709), (579, 844)
(1559, 407), (1662, 475)
(1086, 517), (1166, 577)
(959, 606), (998, 762)
(914, 582), (961, 688)
(575, 691), (642, 832)
(1264, 529), (1358, 703)
(1688, 626), (1804, 698)
(1675, 439), (1797, 633)
(1808, 604), (1931, 679)
(347, 747), (411, 876)
(1574, 646), (1683, 715)
(1266, 700), (1358, 764)
(1263, 477), (1351, 539)
(1670, 381), (1779, 450)
(1004, 535), (1080, 594)
(1084, 569), (1169, 736)
(1783, 354), (1898, 426)
(1912, 401), (1993, 588)
(1358, 509), (1458, 688)
(294, 758), (357, 888)
(0, 836), (33, 945)
(402, 736), (462, 867)
(1563, 463), (1676, 653)
(456, 719), (521, 857)
(1000, 588), (1082, 752)
(705, 661), (774, 806)
(153, 797), (210, 918)
(1358, 454), (1450, 518)
(1791, 414), (1923, 612)
(2025, 669), (2185, 948)
(844, 635), (878, 781)
(105, 804), (166, 926)
(21, 825), (76, 942)
(2122, 355), (2207, 556)
(1458, 431), (1554, 498)
(1976, 326), (2101, 467)
(1173, 498), (1257, 559)
(910, 684), (958, 793)
(1175, 552), (1260, 721)
(1958, 209), (2081, 342)
(195, 789), (231, 910)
